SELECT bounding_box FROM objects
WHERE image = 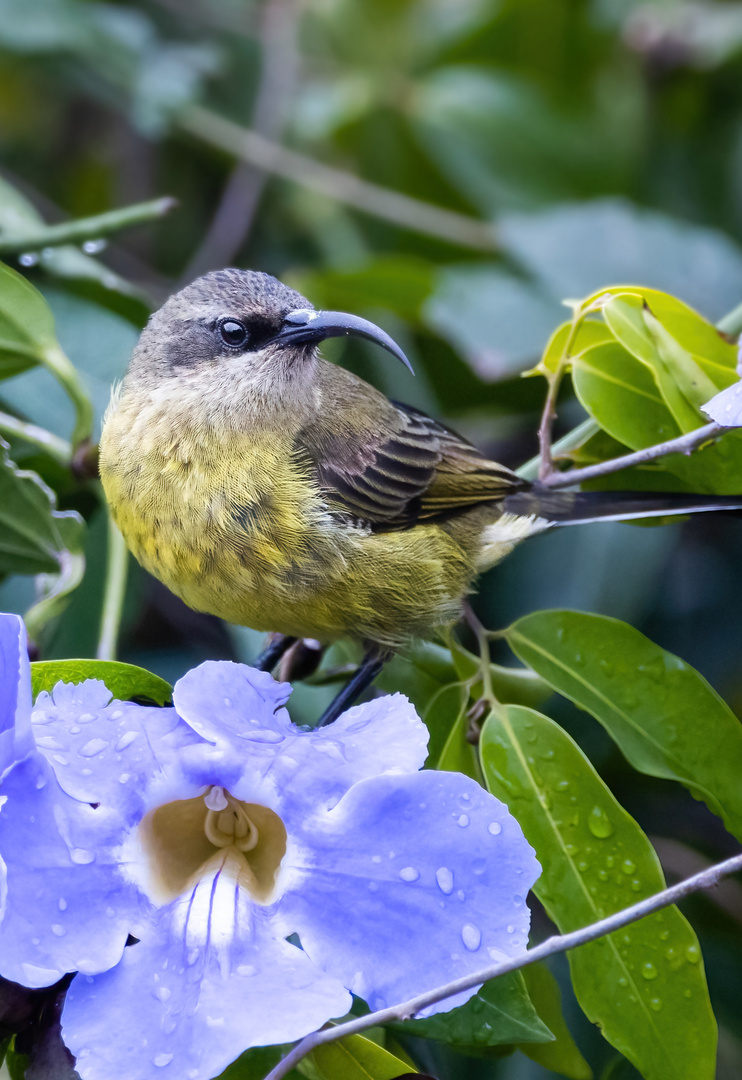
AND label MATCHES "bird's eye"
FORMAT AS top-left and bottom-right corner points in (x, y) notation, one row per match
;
(219, 319), (249, 349)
